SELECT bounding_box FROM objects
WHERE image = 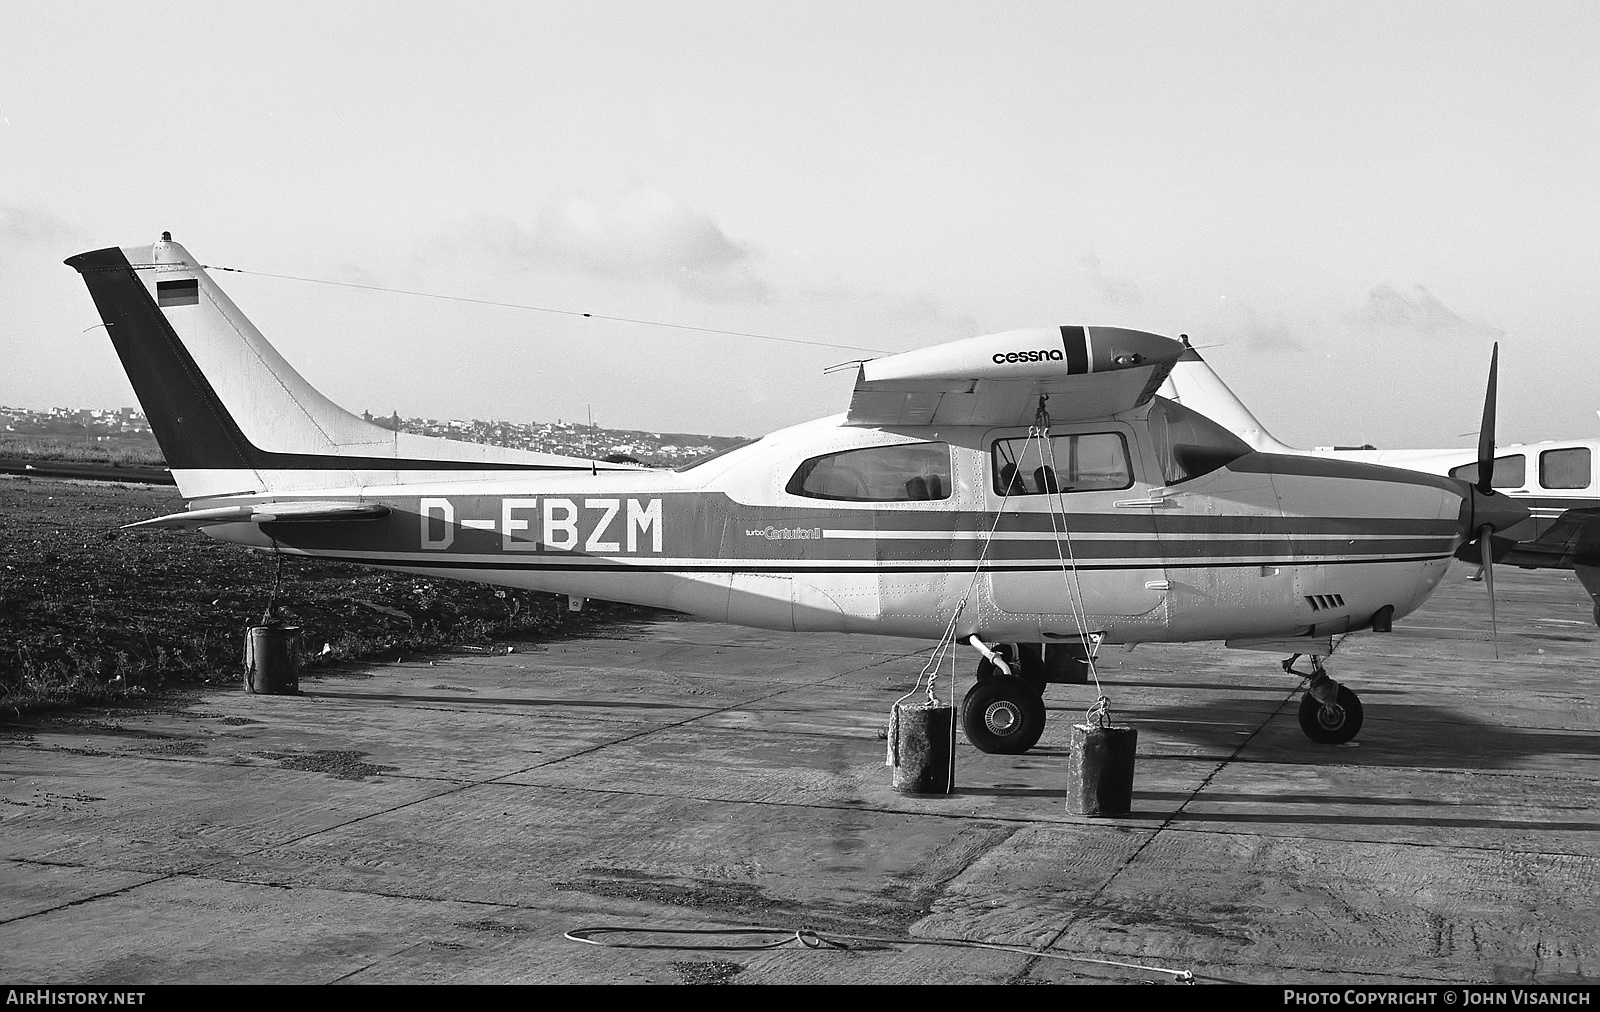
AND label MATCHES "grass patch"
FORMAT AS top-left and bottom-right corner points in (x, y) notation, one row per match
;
(0, 433), (166, 467)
